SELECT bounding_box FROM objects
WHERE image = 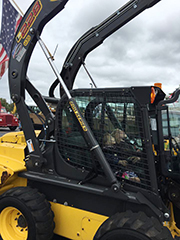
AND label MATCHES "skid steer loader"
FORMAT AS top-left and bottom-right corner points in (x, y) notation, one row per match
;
(0, 0), (180, 239)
